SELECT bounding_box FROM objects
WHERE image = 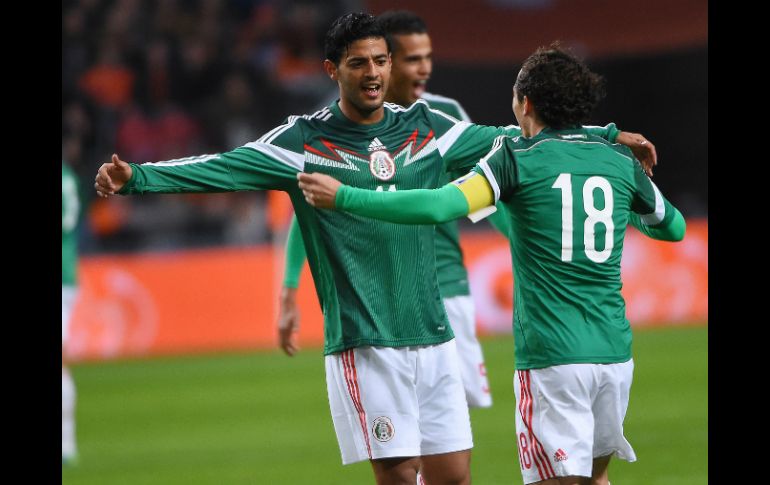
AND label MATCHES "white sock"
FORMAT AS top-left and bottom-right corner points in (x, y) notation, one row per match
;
(62, 368), (77, 458)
